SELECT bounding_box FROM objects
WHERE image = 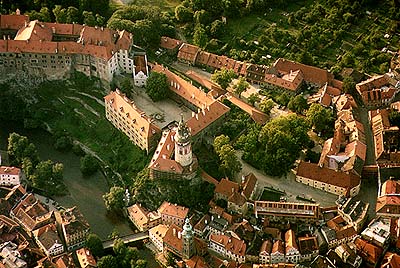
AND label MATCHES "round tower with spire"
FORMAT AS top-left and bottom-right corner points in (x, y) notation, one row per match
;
(182, 218), (195, 260)
(174, 114), (193, 167)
